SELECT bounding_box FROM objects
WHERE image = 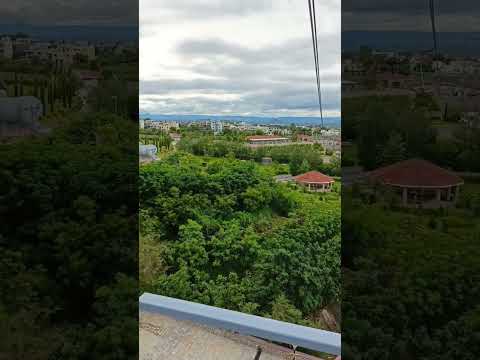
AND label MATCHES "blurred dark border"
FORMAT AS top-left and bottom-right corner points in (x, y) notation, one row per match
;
(342, 1), (480, 359)
(0, 2), (139, 358)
